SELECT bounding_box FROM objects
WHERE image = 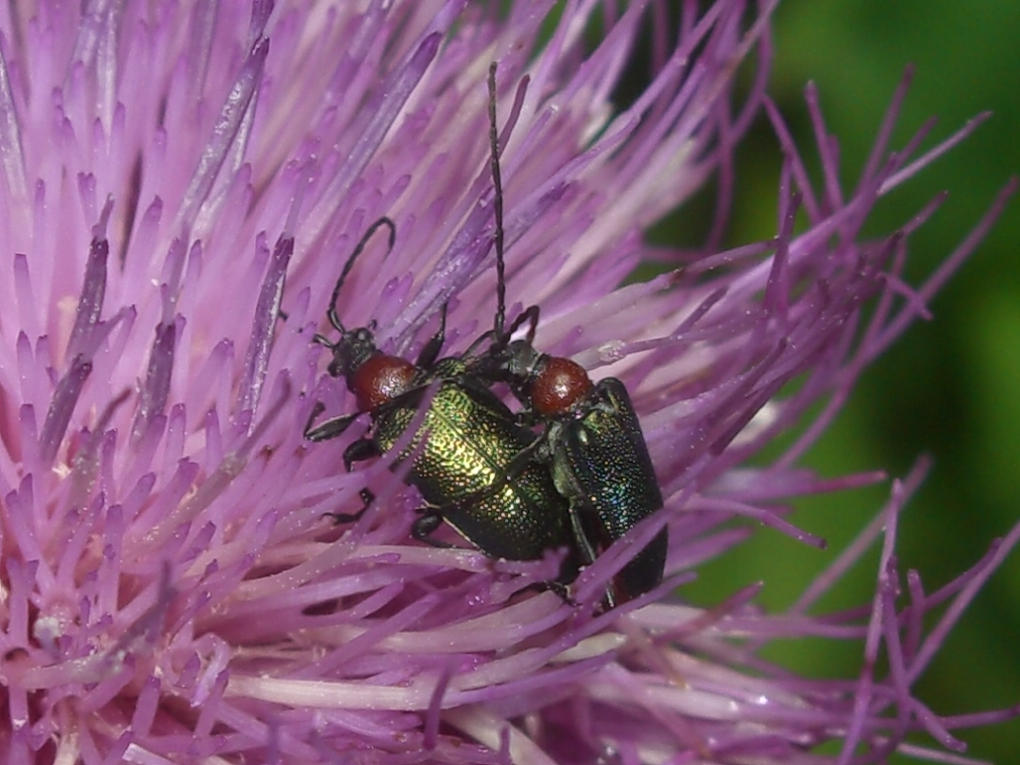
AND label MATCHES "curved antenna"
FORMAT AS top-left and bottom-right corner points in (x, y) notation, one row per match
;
(324, 216), (396, 333)
(488, 62), (507, 343)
